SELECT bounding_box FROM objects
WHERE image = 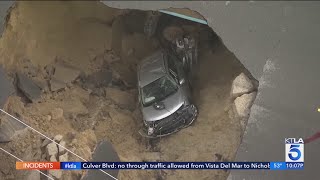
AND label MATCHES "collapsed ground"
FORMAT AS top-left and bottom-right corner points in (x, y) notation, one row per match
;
(0, 1), (258, 180)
